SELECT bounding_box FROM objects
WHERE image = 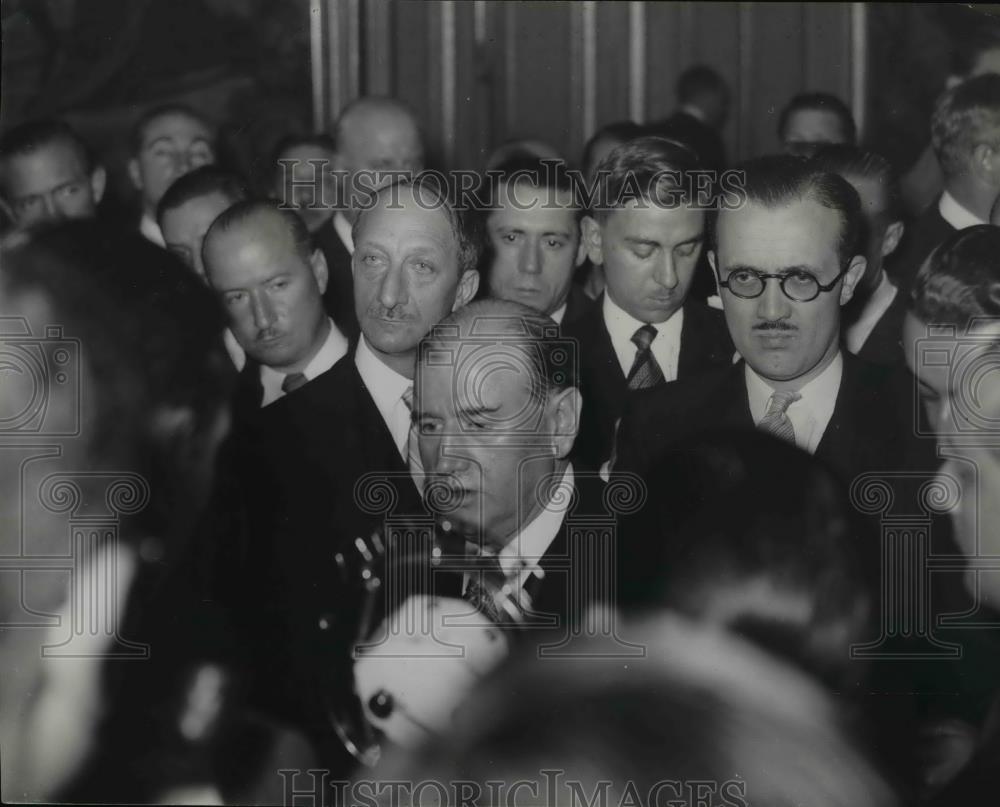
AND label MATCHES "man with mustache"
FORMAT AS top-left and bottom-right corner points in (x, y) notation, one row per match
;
(614, 155), (929, 488)
(565, 136), (734, 471)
